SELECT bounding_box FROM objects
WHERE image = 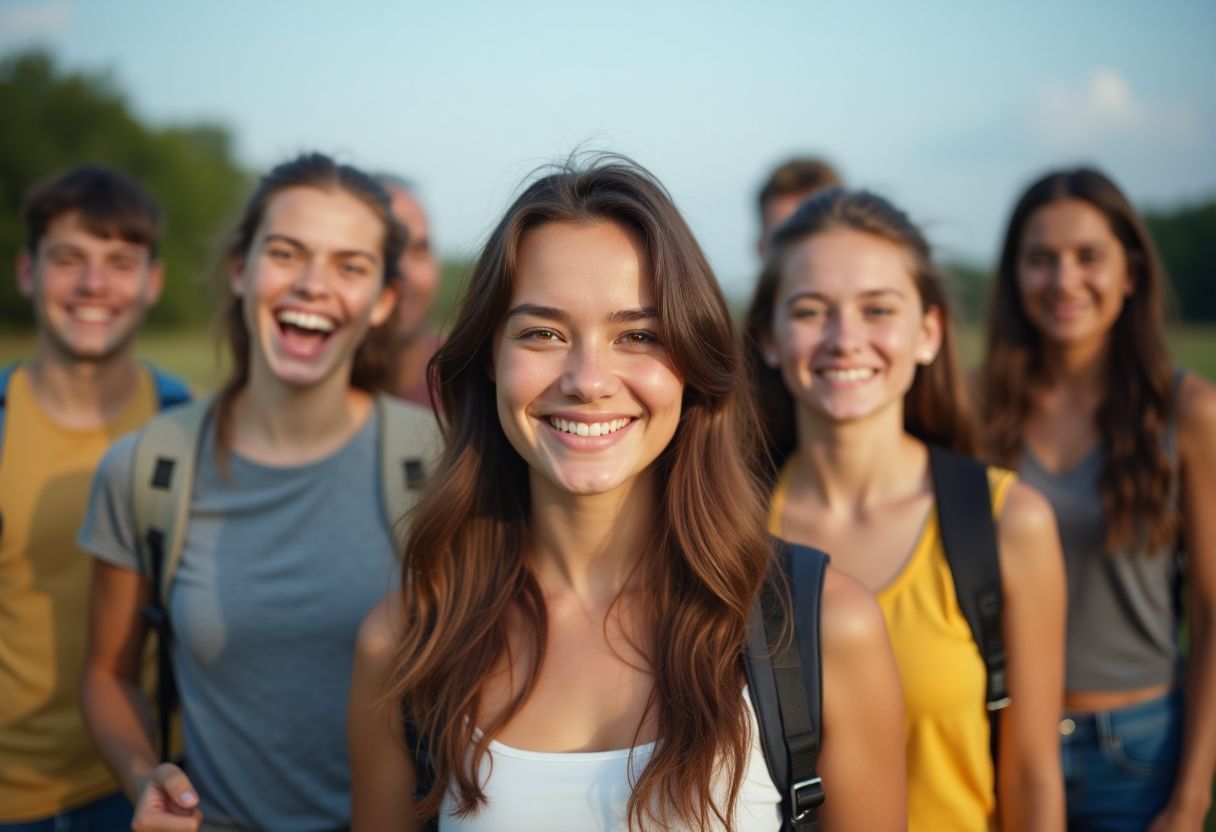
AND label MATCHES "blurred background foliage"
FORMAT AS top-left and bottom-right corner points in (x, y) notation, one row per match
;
(2, 47), (1214, 335)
